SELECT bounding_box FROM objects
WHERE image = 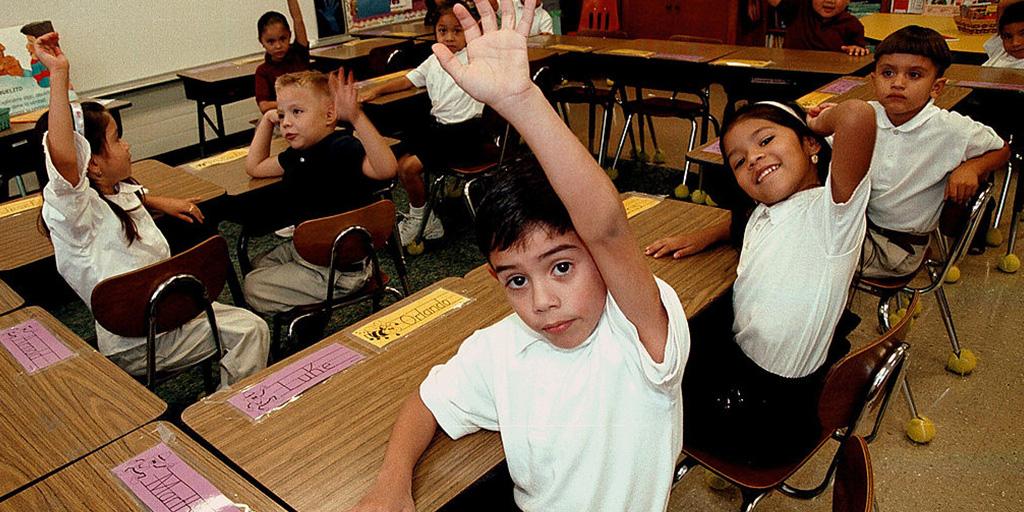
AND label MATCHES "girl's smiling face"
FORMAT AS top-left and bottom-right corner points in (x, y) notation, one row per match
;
(723, 117), (822, 206)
